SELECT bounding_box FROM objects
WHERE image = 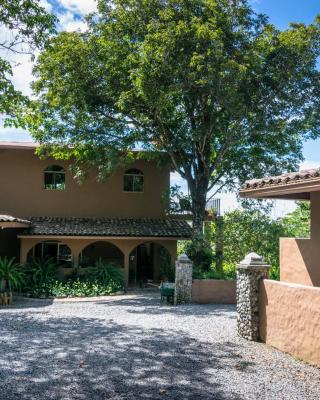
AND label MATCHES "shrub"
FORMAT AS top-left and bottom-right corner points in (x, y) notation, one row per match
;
(159, 247), (175, 282)
(84, 259), (124, 287)
(0, 257), (25, 292)
(23, 258), (59, 296)
(193, 262), (236, 280)
(23, 258), (124, 297)
(184, 234), (214, 272)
